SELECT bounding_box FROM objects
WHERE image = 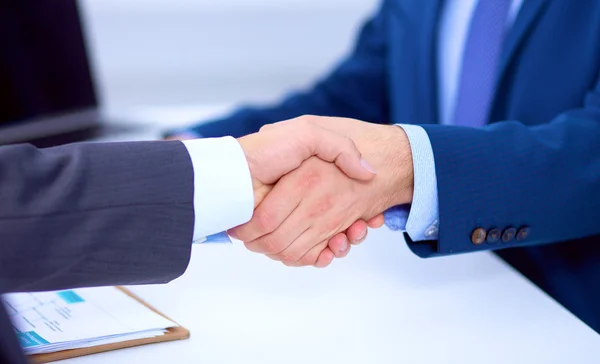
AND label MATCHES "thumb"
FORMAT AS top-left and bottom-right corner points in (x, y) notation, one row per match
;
(253, 183), (272, 208)
(302, 126), (376, 181)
